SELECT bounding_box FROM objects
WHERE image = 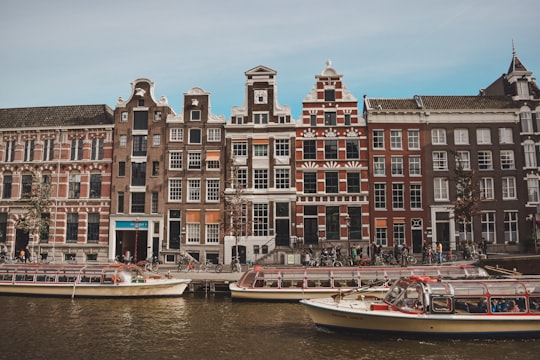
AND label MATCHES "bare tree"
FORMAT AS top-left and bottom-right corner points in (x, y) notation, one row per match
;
(16, 175), (52, 255)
